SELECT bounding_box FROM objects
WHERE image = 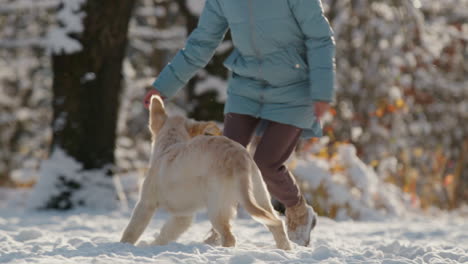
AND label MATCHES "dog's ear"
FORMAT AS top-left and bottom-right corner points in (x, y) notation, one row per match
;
(186, 120), (199, 137)
(202, 122), (222, 136)
(149, 95), (167, 135)
(187, 121), (222, 137)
